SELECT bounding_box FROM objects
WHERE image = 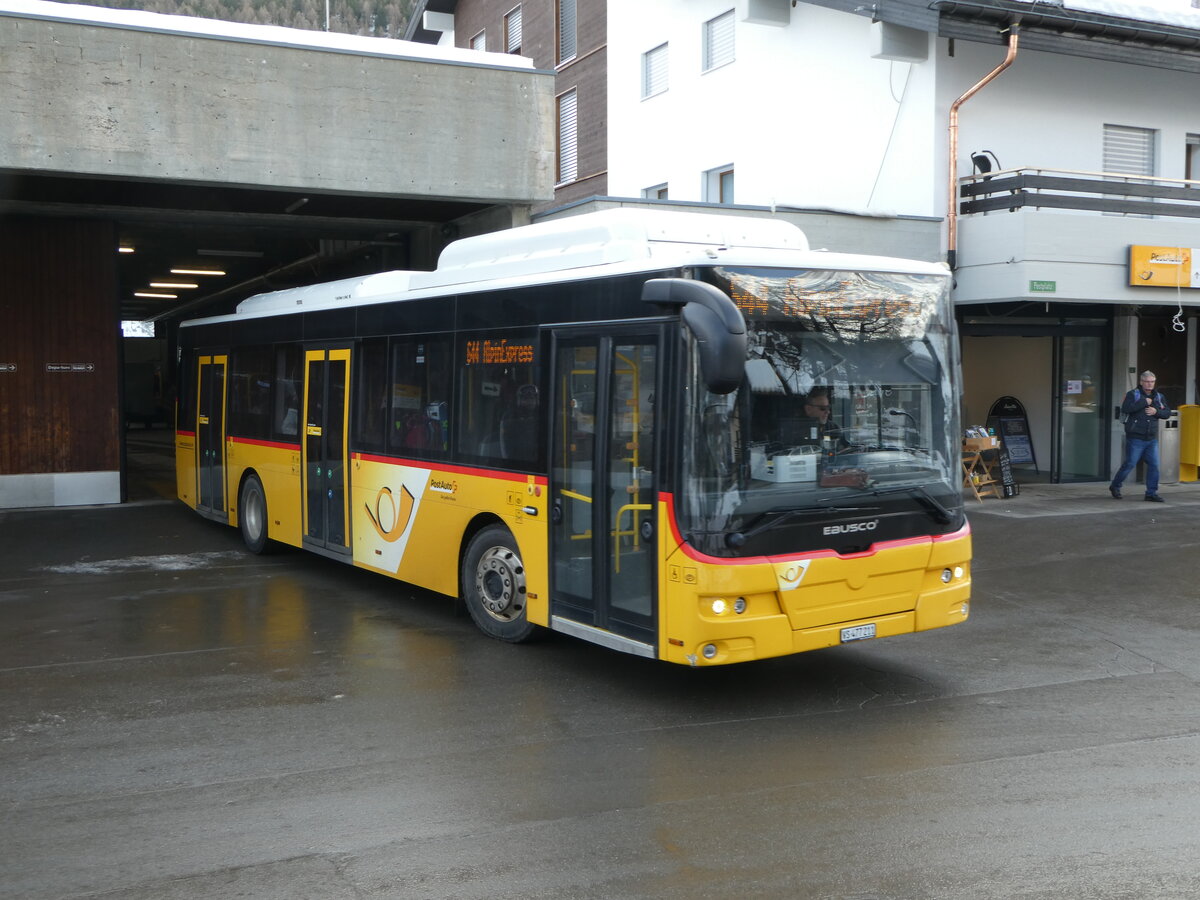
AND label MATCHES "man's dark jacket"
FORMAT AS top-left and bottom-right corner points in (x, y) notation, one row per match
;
(1121, 388), (1170, 439)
